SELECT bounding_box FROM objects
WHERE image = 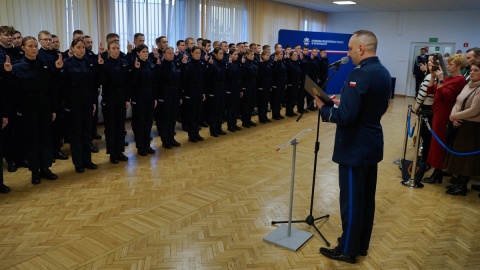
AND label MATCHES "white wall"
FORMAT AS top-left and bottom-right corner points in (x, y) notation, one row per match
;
(326, 10), (478, 96)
